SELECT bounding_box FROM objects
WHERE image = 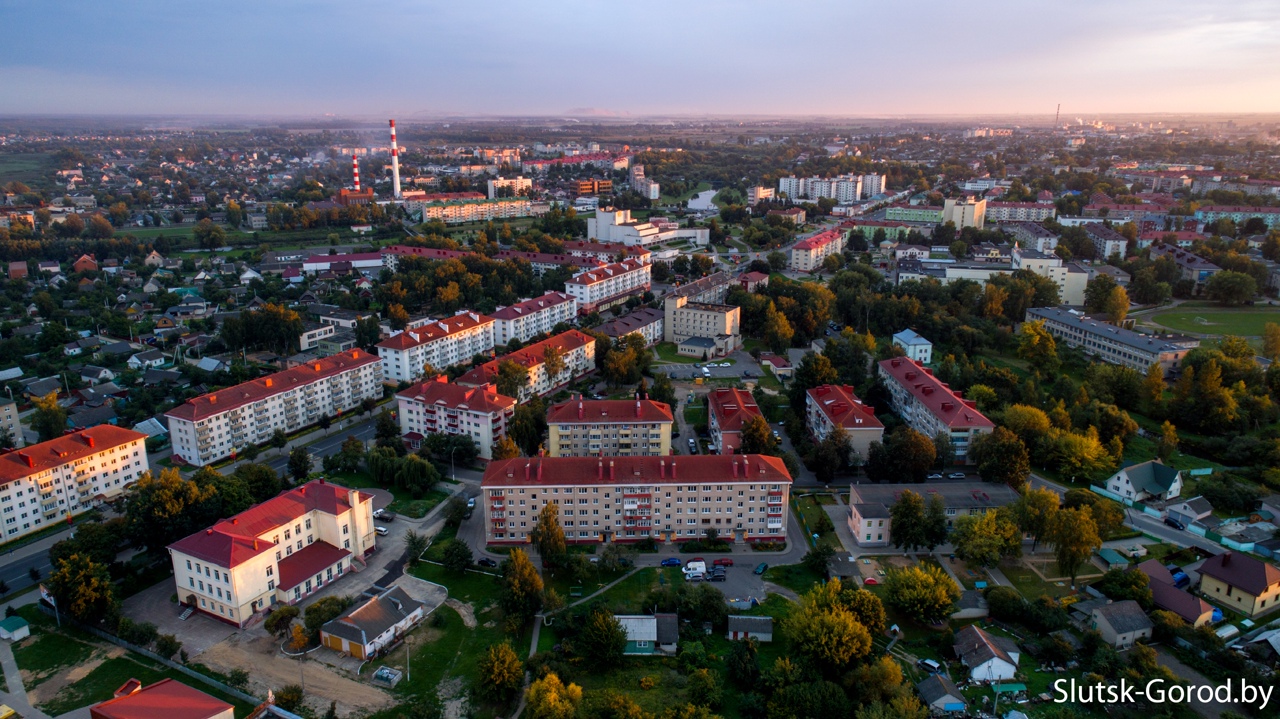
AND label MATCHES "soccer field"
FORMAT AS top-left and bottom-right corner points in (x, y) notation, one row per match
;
(1148, 308), (1280, 336)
